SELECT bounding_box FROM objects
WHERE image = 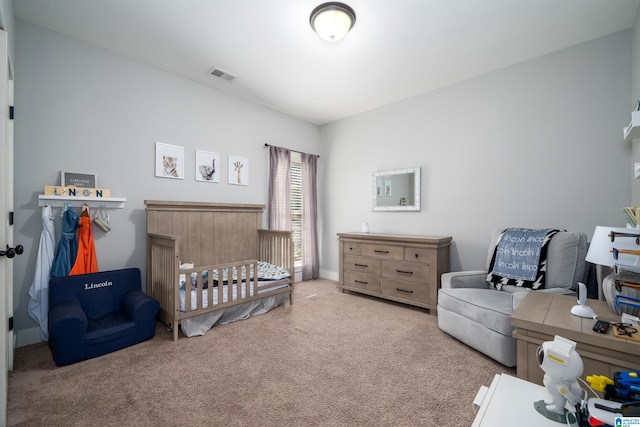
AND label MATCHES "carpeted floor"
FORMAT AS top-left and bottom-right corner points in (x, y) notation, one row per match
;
(8, 279), (514, 426)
